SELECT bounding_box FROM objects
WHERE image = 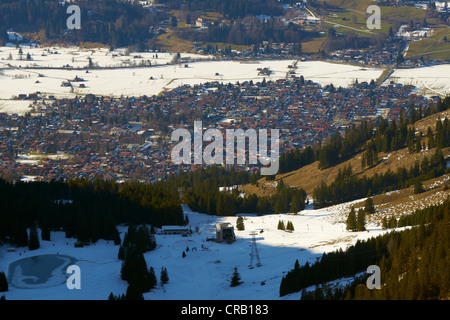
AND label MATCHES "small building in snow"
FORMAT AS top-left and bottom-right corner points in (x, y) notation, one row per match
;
(216, 223), (235, 243)
(161, 225), (189, 235)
